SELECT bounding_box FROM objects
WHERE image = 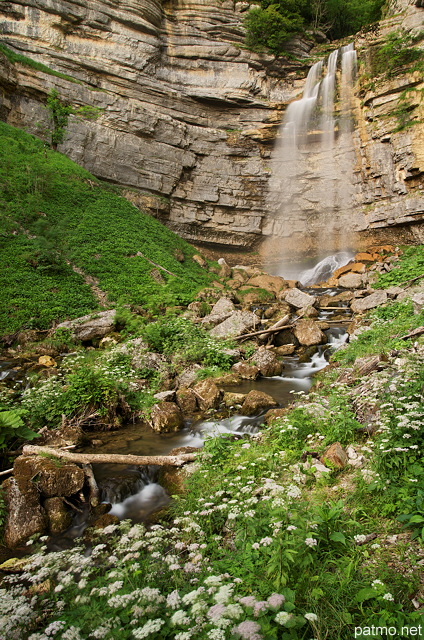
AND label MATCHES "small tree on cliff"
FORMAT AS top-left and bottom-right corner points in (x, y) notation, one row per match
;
(46, 89), (73, 150)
